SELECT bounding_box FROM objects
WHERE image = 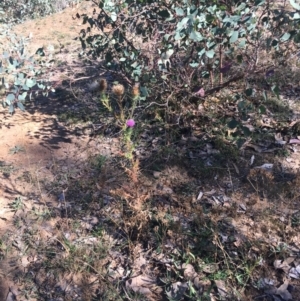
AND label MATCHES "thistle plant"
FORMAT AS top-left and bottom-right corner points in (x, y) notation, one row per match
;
(122, 84), (140, 160)
(112, 83), (125, 123)
(98, 78), (111, 112)
(97, 80), (140, 161)
(123, 118), (136, 160)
